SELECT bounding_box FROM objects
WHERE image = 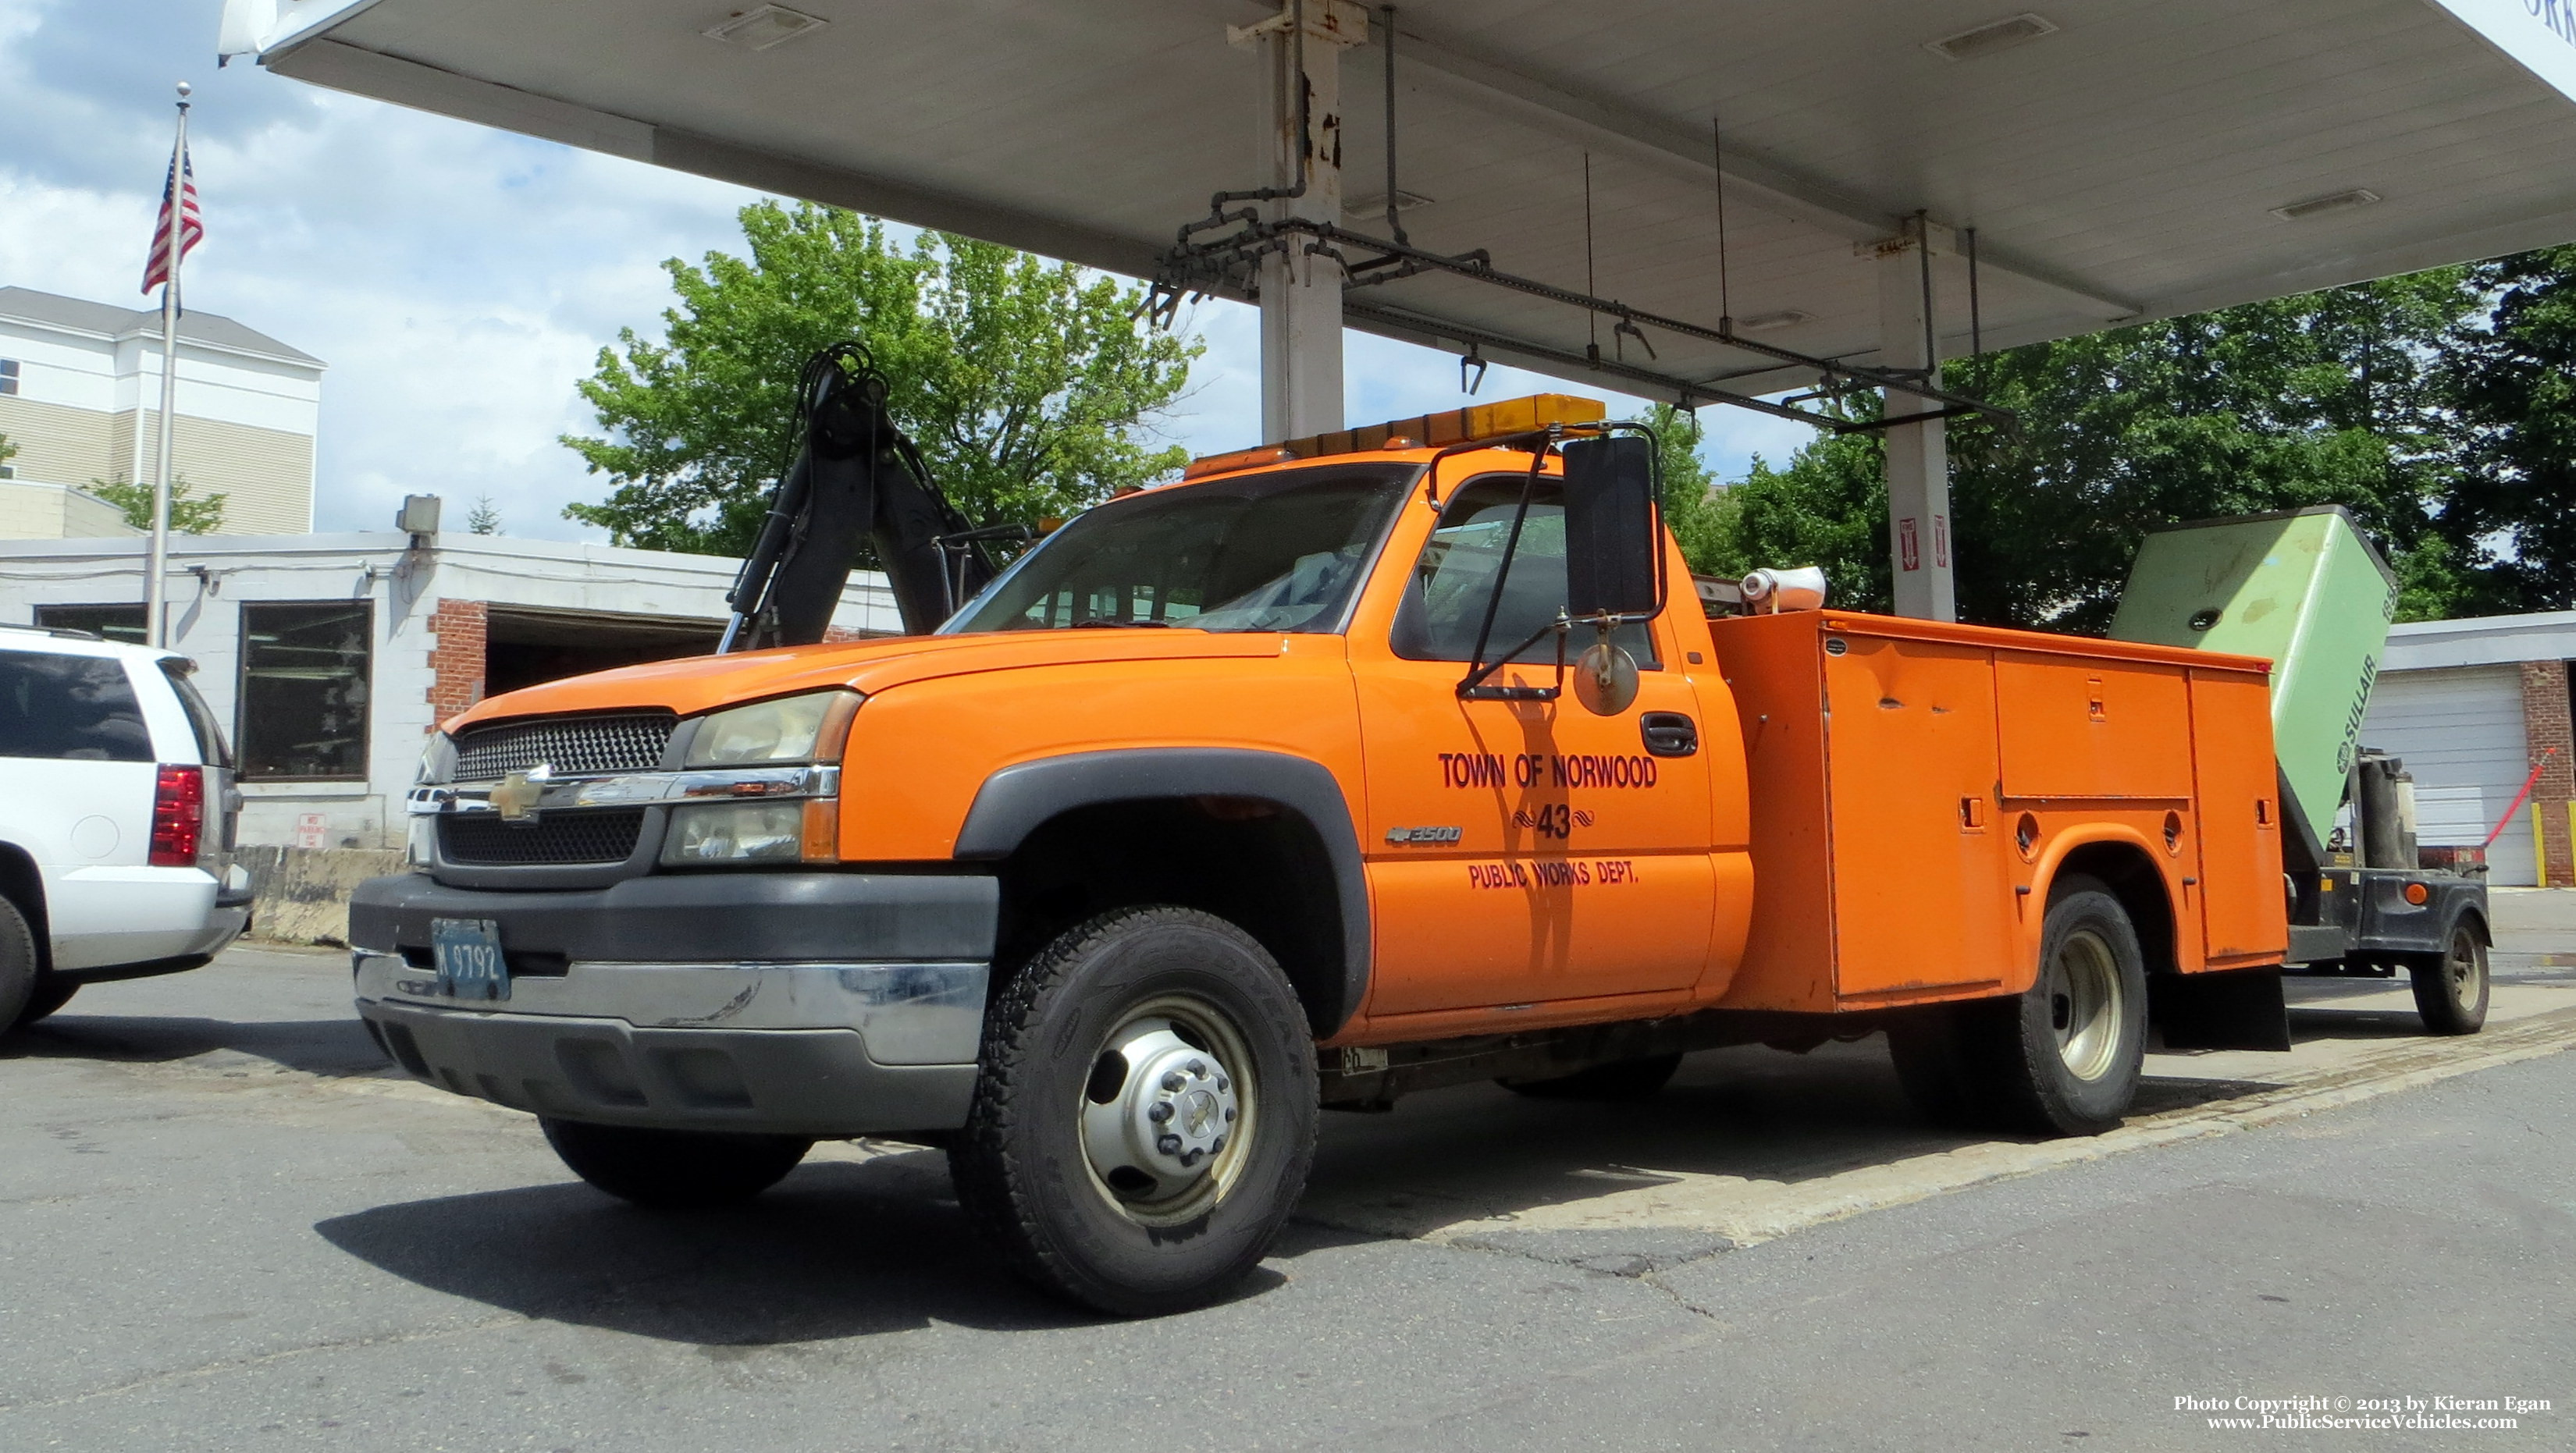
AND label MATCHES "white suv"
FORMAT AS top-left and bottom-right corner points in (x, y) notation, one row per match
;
(0, 625), (251, 1032)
